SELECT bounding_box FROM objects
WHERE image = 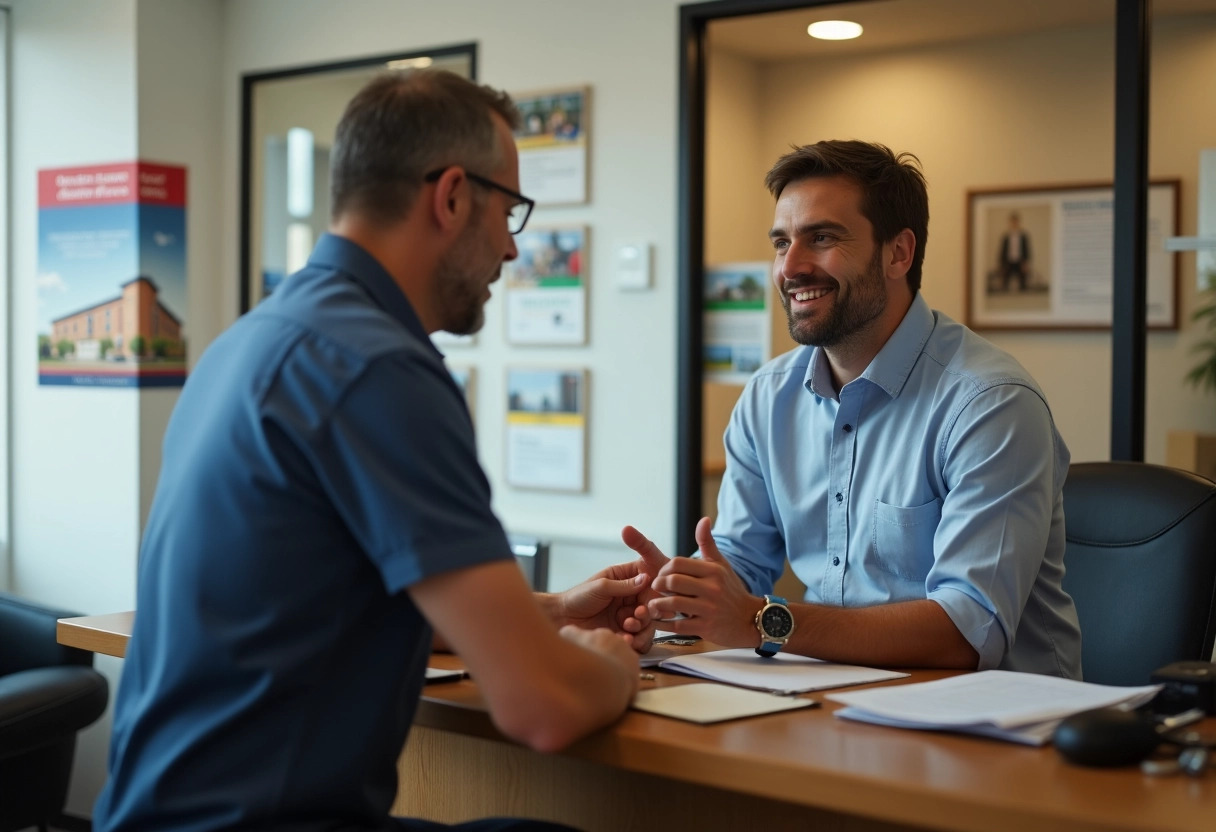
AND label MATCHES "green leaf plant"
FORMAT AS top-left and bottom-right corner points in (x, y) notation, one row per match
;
(1184, 268), (1216, 394)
